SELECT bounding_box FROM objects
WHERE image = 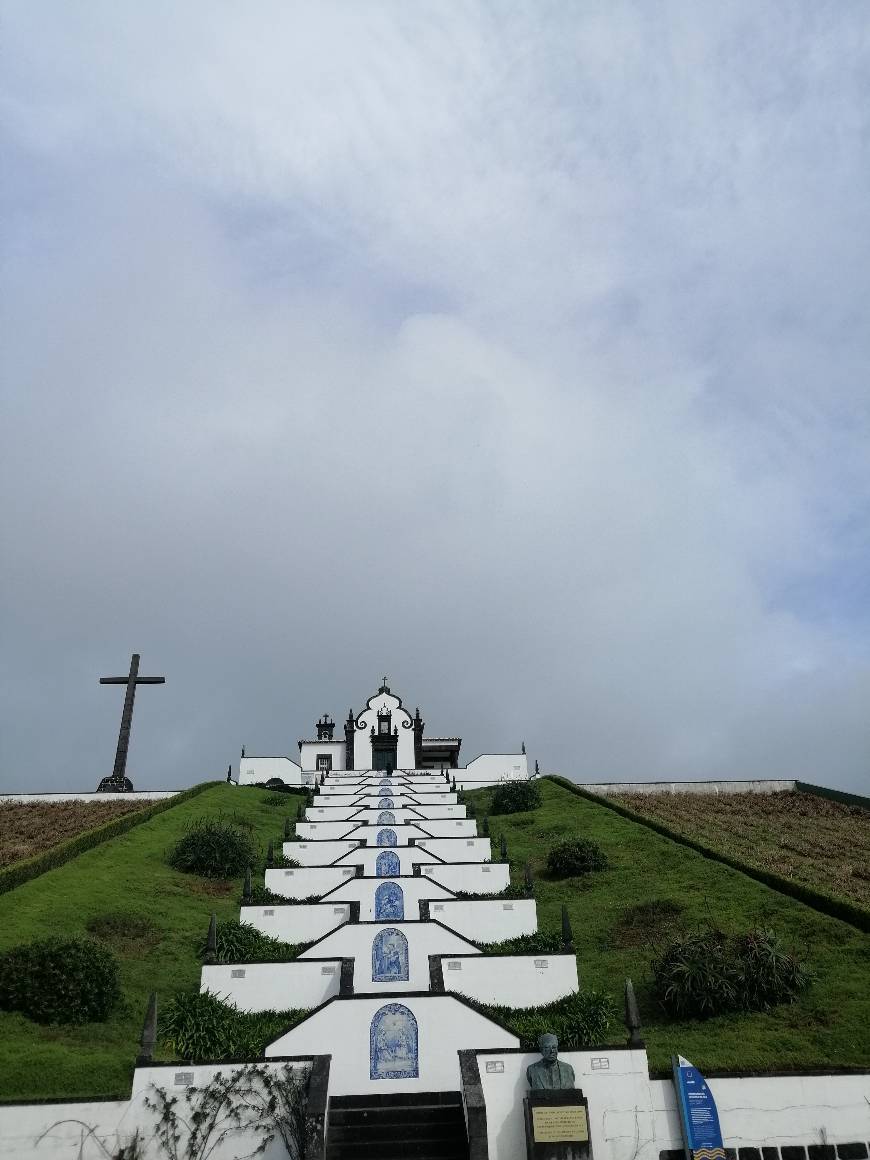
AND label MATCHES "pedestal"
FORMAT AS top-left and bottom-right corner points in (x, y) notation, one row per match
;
(523, 1089), (591, 1160)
